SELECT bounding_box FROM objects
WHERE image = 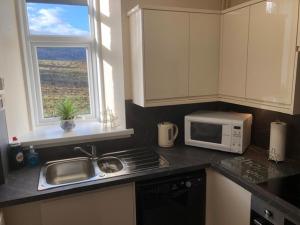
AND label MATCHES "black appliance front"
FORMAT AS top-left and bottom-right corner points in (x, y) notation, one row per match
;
(258, 174), (300, 209)
(136, 170), (206, 225)
(251, 195), (298, 225)
(250, 211), (297, 225)
(250, 210), (274, 225)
